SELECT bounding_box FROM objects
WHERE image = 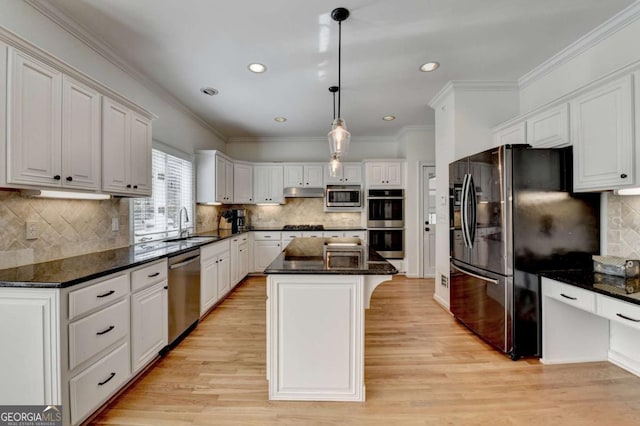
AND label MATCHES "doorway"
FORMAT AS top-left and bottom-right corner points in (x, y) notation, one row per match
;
(422, 166), (436, 277)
